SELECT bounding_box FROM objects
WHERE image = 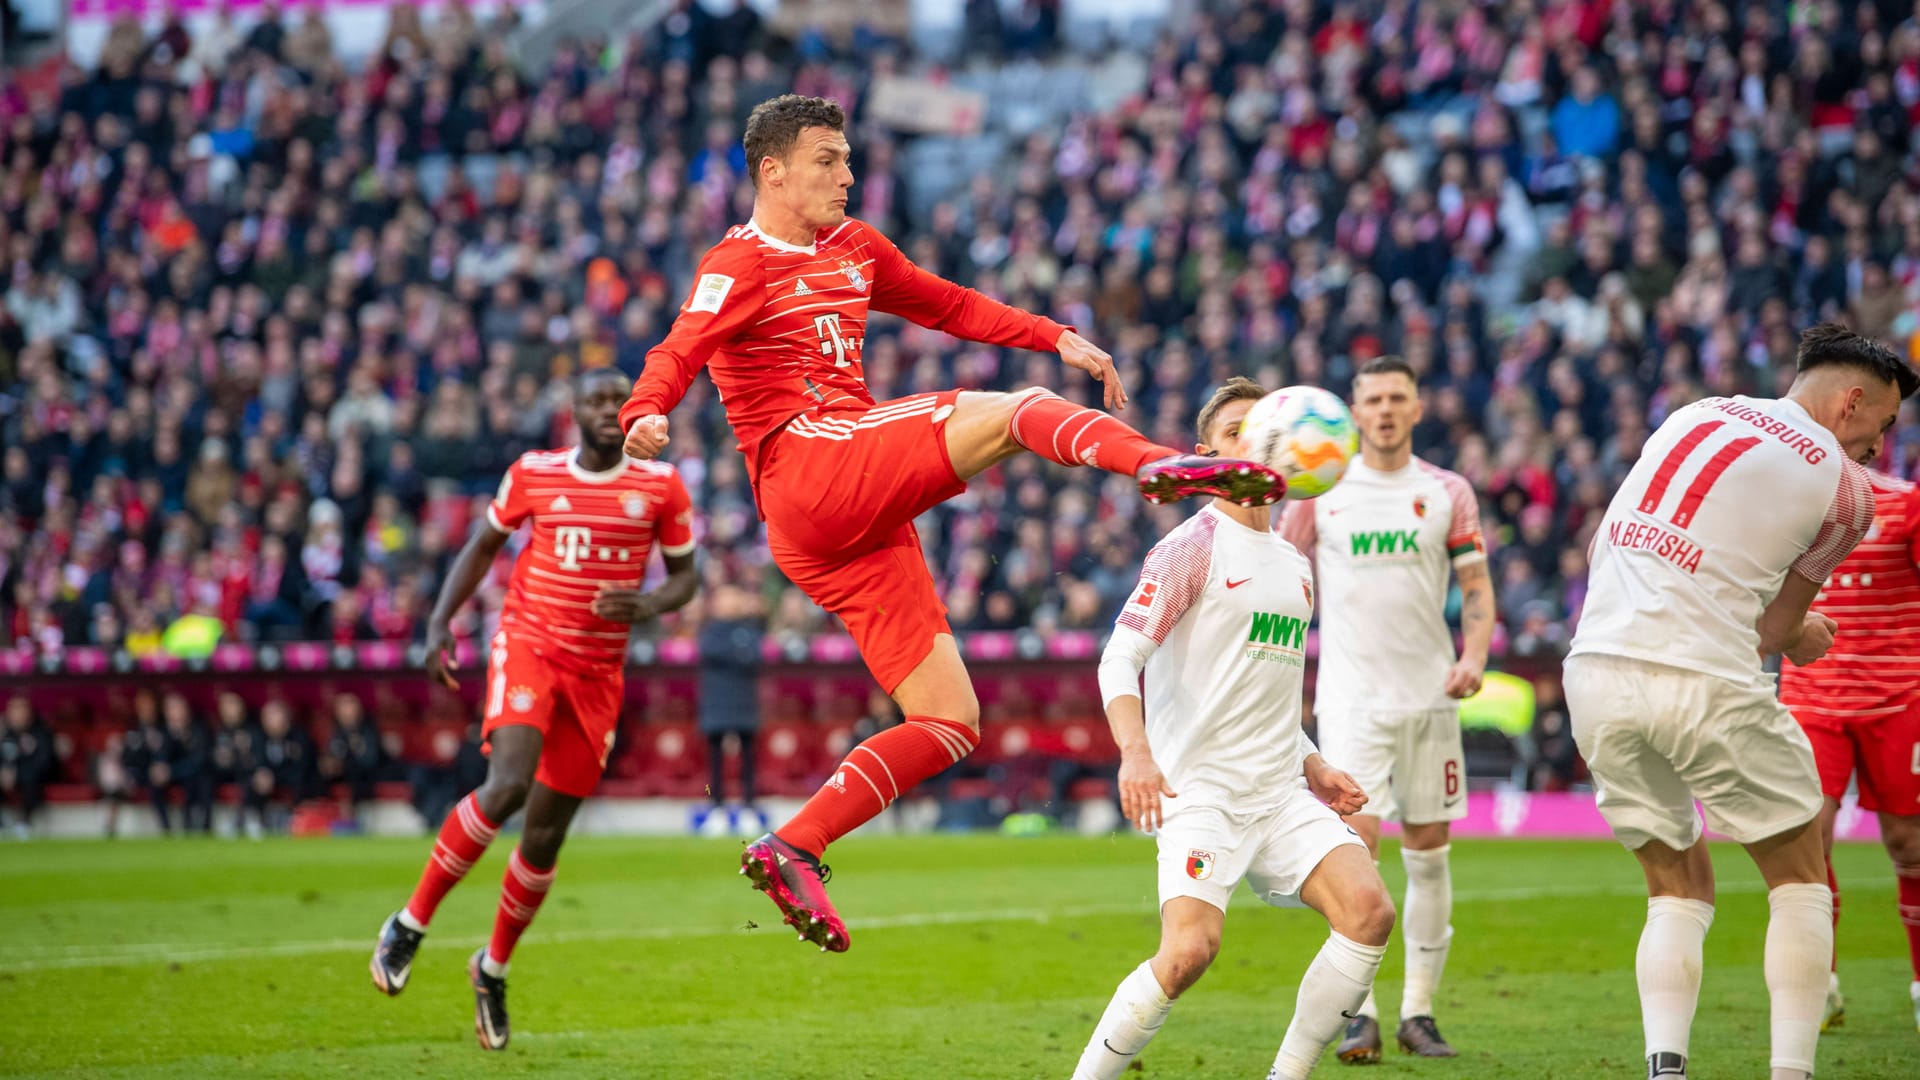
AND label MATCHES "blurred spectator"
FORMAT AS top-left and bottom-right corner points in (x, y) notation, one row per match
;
(698, 583), (764, 810)
(0, 696), (56, 837)
(244, 700), (315, 835)
(320, 693), (384, 819)
(129, 691), (213, 834)
(409, 721), (488, 831)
